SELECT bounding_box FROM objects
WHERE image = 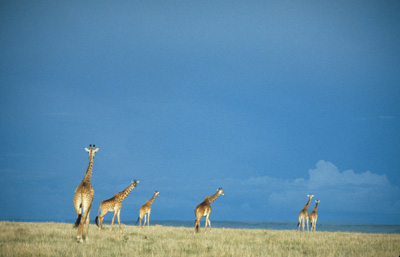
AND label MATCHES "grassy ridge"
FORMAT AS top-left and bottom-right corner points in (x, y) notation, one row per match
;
(0, 221), (399, 256)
